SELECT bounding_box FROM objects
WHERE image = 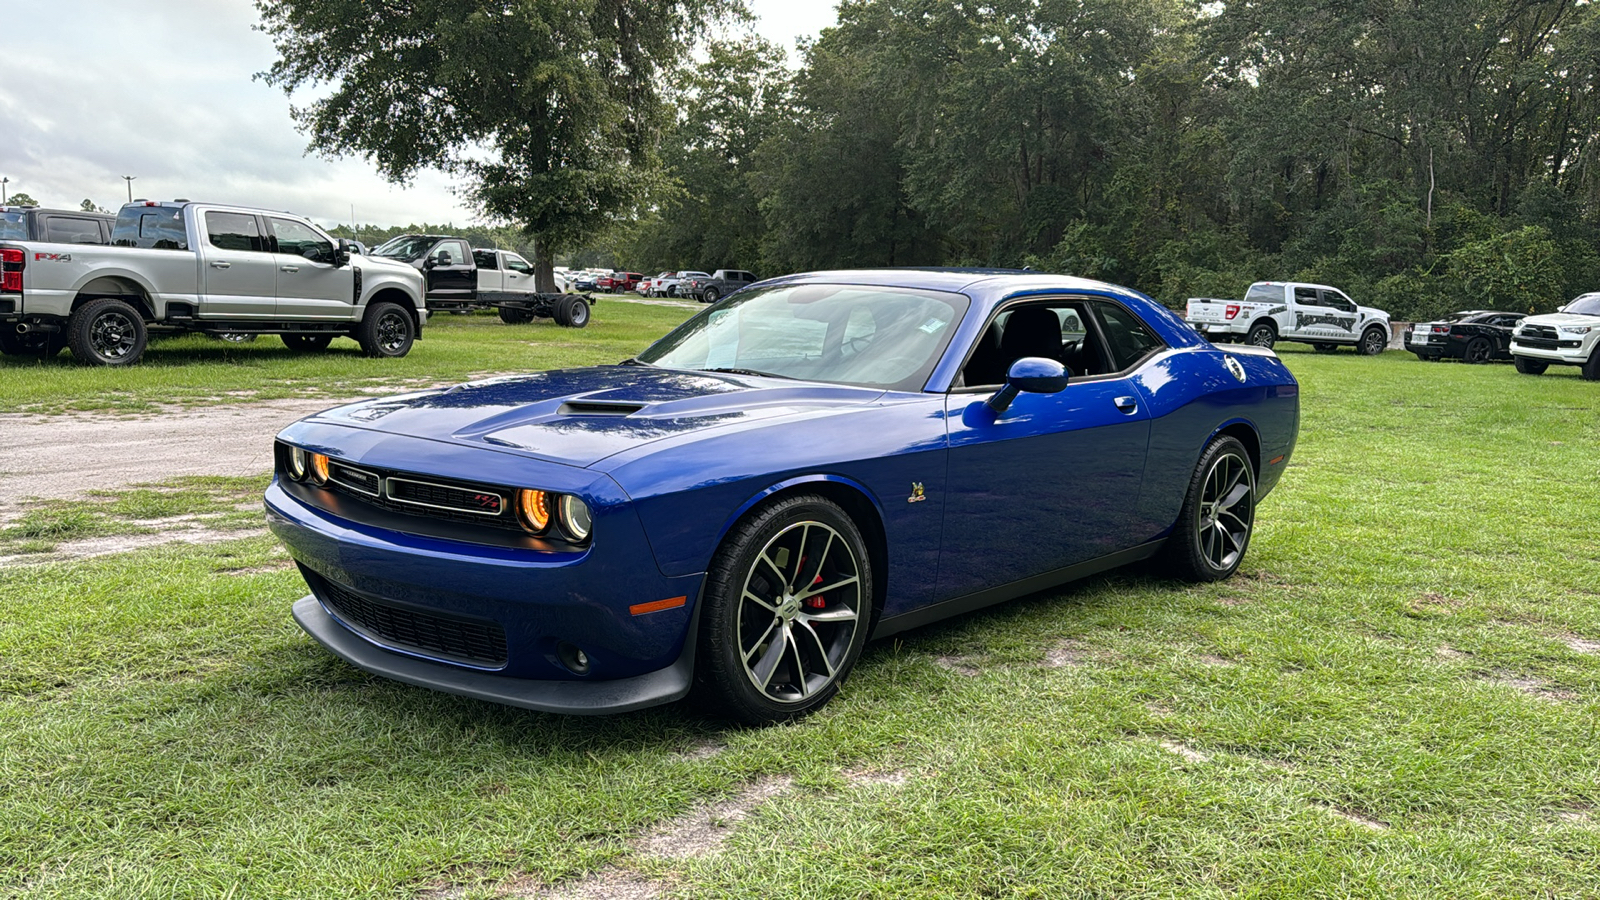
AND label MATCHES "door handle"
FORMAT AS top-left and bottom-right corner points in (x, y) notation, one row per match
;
(280, 266), (300, 273)
(1114, 396), (1138, 413)
(210, 260), (231, 269)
